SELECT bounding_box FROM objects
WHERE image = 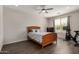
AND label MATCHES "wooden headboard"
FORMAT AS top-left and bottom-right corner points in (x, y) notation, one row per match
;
(27, 26), (40, 33)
